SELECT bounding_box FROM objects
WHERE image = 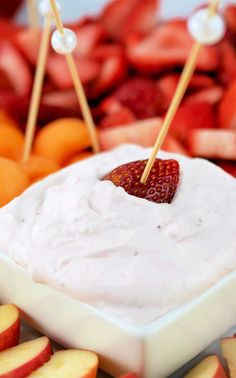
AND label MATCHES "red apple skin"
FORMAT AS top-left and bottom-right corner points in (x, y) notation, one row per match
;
(0, 317), (20, 352)
(117, 374), (139, 378)
(86, 364), (98, 378)
(0, 339), (52, 378)
(0, 305), (20, 352)
(220, 337), (236, 378)
(214, 364), (229, 378)
(28, 349), (98, 378)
